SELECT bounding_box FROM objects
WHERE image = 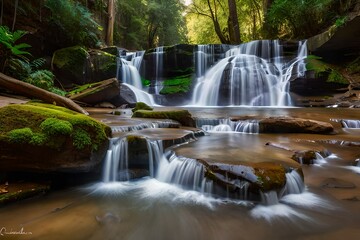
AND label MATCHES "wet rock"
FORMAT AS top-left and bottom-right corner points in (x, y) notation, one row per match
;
(0, 182), (50, 205)
(291, 150), (317, 165)
(96, 212), (121, 225)
(343, 196), (360, 201)
(132, 110), (196, 127)
(89, 49), (117, 82)
(68, 78), (120, 106)
(259, 117), (334, 134)
(321, 178), (356, 189)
